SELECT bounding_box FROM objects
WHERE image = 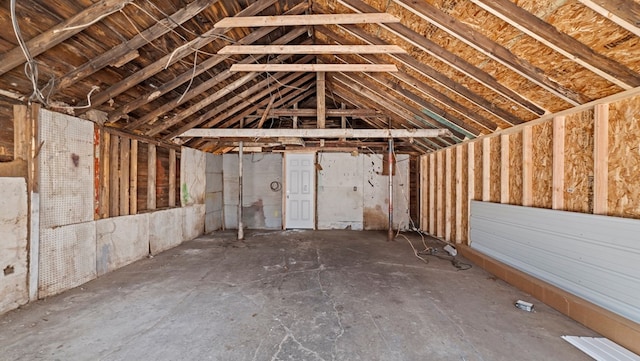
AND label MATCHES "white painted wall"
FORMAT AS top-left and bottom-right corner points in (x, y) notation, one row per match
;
(362, 153), (410, 230)
(0, 178), (29, 314)
(205, 154), (223, 232)
(317, 153), (364, 230)
(180, 147), (206, 206)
